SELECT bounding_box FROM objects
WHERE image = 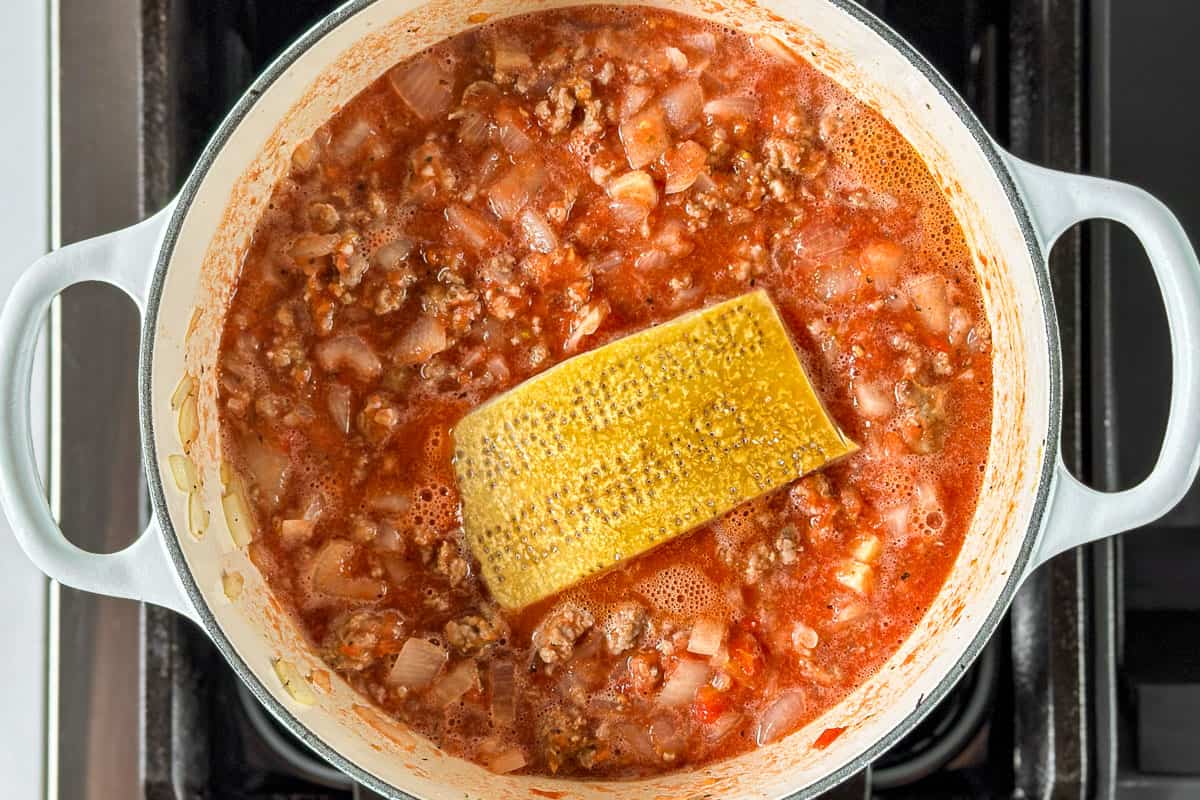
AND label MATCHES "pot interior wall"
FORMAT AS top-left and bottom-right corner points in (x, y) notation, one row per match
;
(147, 1), (1052, 797)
